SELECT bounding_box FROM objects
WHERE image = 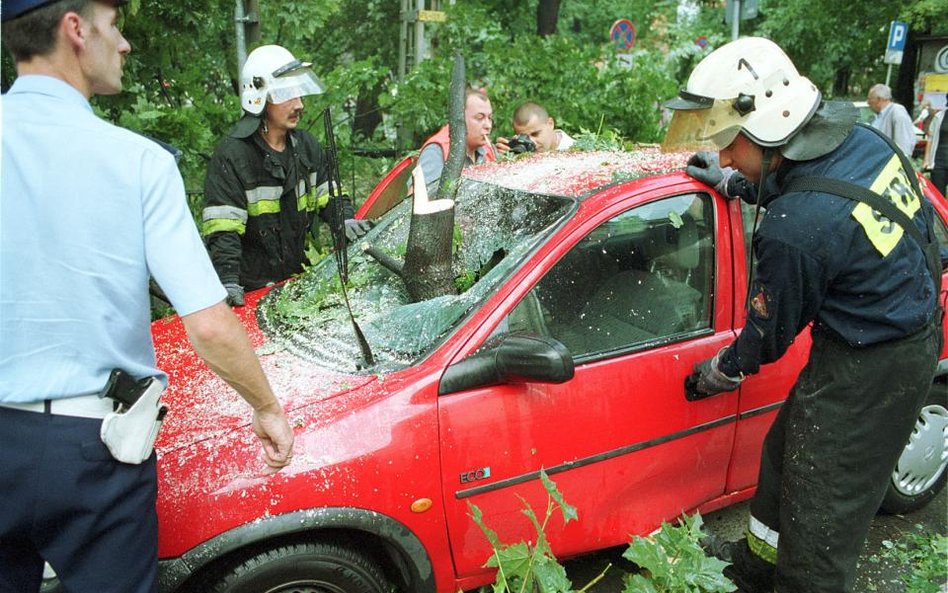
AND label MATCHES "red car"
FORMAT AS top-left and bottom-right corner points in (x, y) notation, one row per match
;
(147, 149), (947, 593)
